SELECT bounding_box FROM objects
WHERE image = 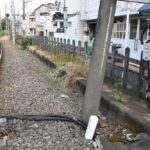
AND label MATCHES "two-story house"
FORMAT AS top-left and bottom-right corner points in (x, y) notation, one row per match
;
(28, 3), (55, 36)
